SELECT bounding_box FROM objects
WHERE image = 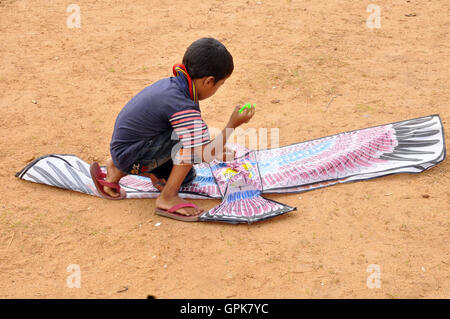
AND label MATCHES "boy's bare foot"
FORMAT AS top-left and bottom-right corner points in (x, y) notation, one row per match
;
(103, 158), (126, 198)
(156, 194), (203, 216)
